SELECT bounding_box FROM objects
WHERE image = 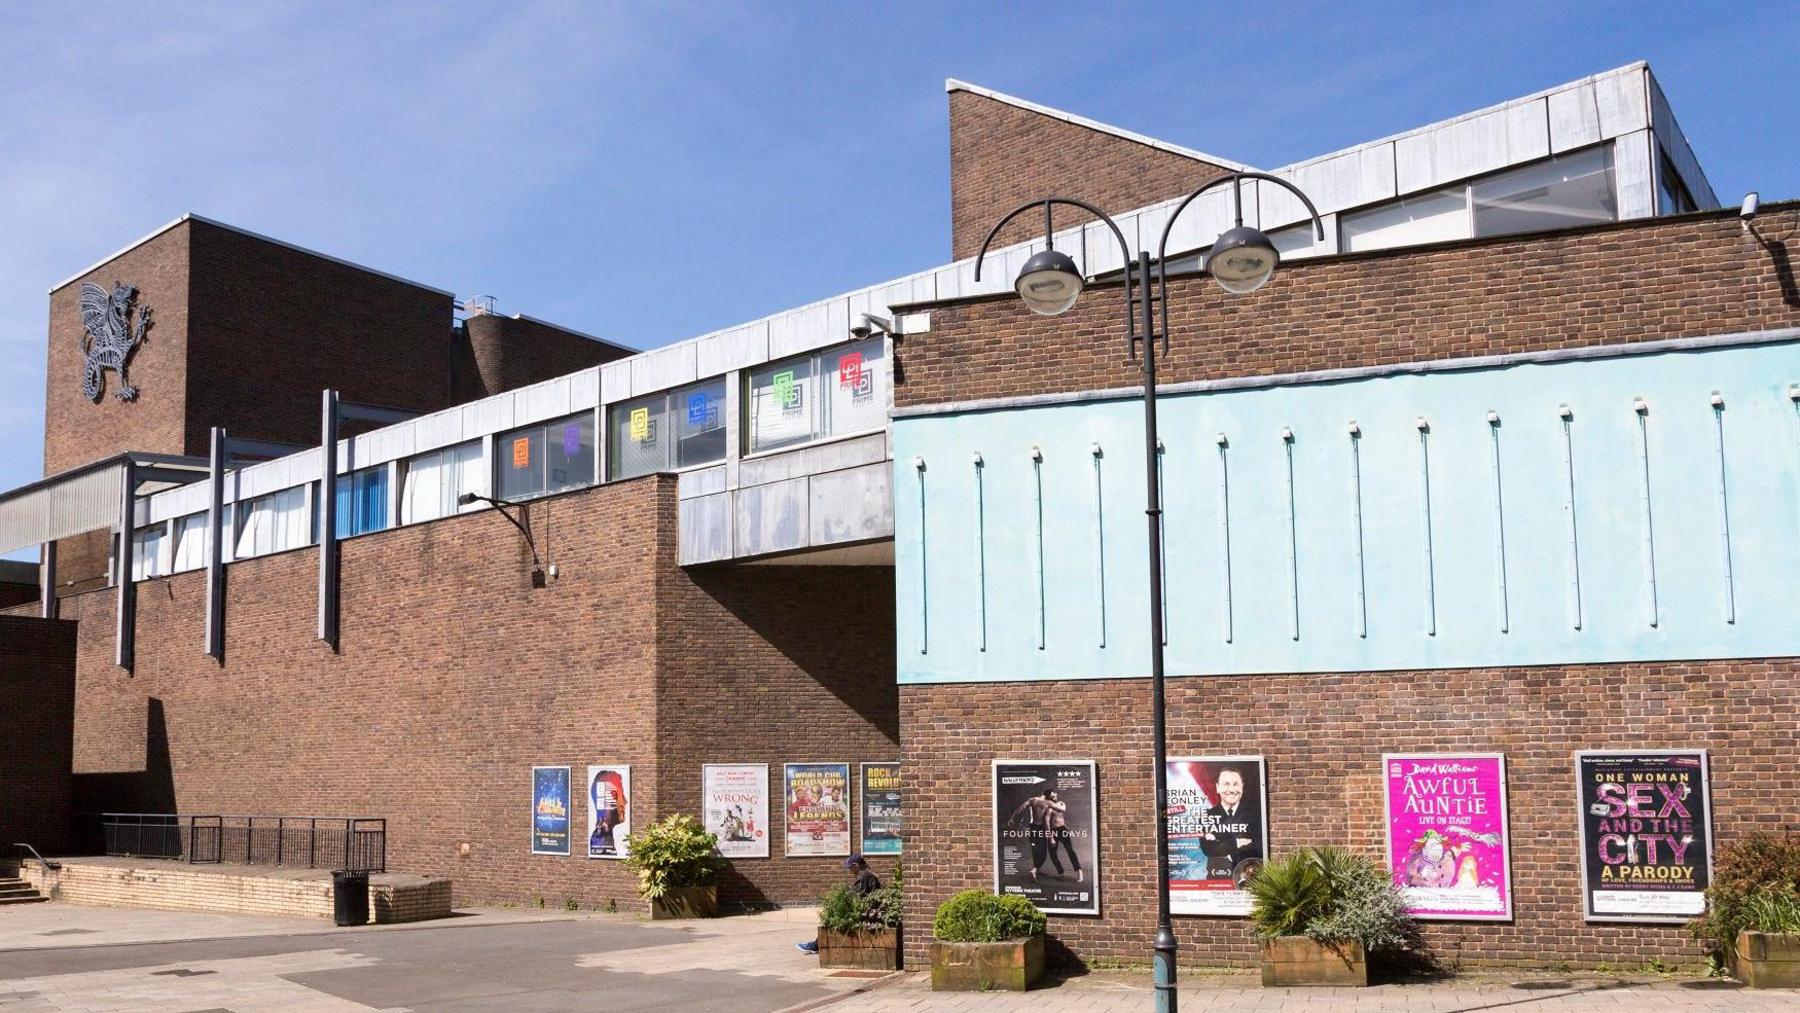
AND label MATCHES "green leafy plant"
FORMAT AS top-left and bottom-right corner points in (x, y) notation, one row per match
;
(563, 897), (580, 911)
(622, 814), (723, 900)
(1690, 830), (1800, 955)
(818, 883), (904, 932)
(932, 889), (1046, 942)
(1248, 846), (1417, 954)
